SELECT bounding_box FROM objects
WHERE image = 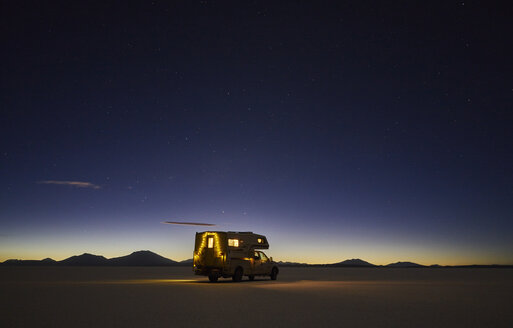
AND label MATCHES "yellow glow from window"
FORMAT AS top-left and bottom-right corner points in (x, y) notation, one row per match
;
(207, 237), (214, 248)
(257, 238), (262, 243)
(228, 239), (239, 247)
